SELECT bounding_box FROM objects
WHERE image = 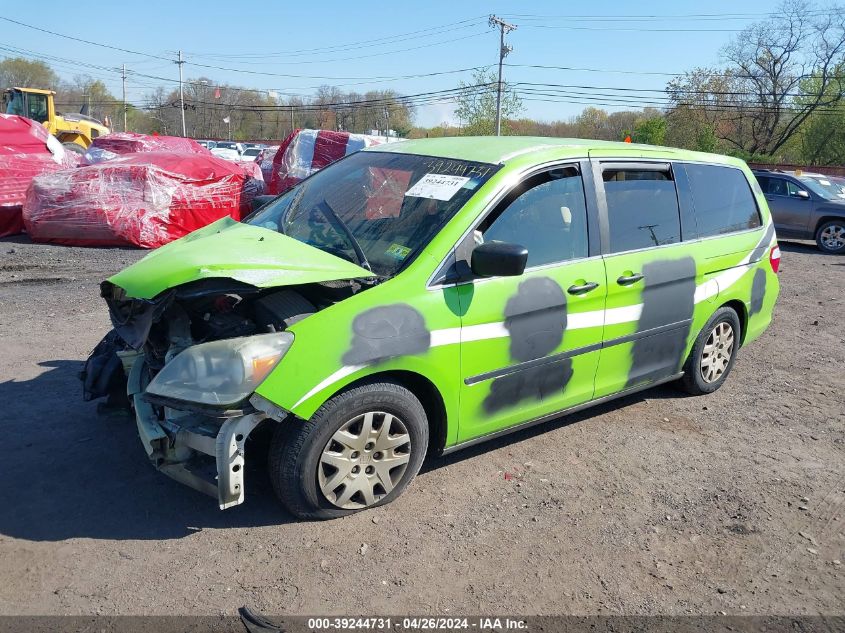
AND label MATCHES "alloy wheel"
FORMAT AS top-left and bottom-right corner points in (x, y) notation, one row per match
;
(318, 411), (412, 509)
(700, 321), (735, 383)
(820, 223), (845, 251)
